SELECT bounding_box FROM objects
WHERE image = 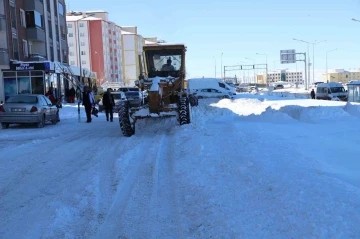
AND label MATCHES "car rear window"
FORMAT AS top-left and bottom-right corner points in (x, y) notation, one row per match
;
(6, 95), (38, 103)
(125, 92), (139, 97)
(111, 93), (122, 99)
